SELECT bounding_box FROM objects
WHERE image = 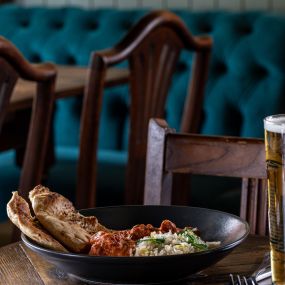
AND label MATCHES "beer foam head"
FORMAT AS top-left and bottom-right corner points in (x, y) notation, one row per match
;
(264, 115), (285, 133)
